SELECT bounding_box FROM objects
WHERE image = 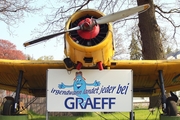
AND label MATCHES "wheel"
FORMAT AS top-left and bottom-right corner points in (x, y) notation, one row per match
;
(2, 100), (14, 115)
(166, 97), (178, 116)
(168, 100), (177, 116)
